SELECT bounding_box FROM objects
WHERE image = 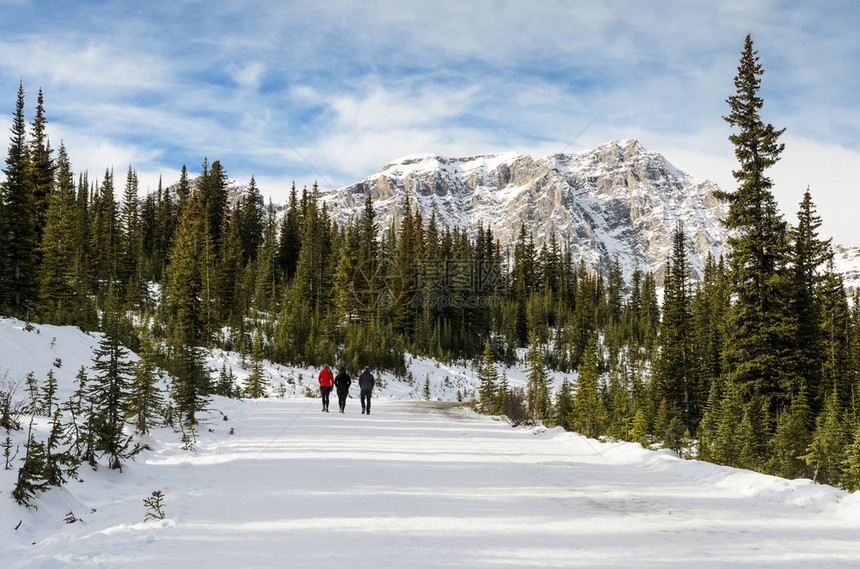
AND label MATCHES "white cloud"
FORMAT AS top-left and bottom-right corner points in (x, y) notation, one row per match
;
(0, 37), (172, 92)
(228, 61), (266, 91)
